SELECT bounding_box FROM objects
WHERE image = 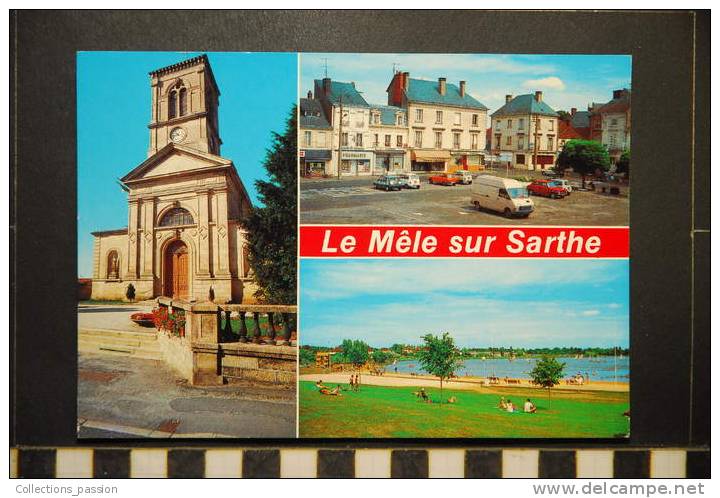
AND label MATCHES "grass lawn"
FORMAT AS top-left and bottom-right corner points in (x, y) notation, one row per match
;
(299, 381), (629, 438)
